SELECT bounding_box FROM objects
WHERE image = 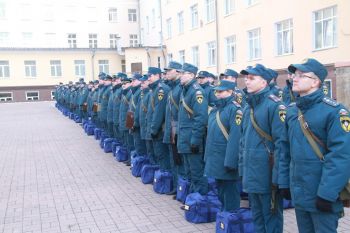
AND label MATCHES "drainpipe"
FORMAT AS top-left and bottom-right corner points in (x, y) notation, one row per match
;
(158, 0), (166, 67)
(91, 49), (95, 80)
(215, 0), (220, 75)
(137, 0), (141, 45)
